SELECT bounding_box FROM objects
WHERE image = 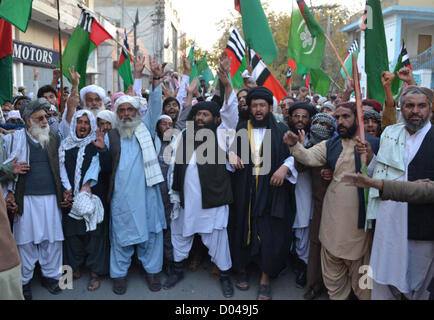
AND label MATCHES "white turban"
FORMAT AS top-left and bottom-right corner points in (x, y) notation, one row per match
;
(158, 114), (172, 122)
(80, 84), (106, 103)
(113, 95), (147, 112)
(96, 110), (116, 125)
(6, 110), (23, 121)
